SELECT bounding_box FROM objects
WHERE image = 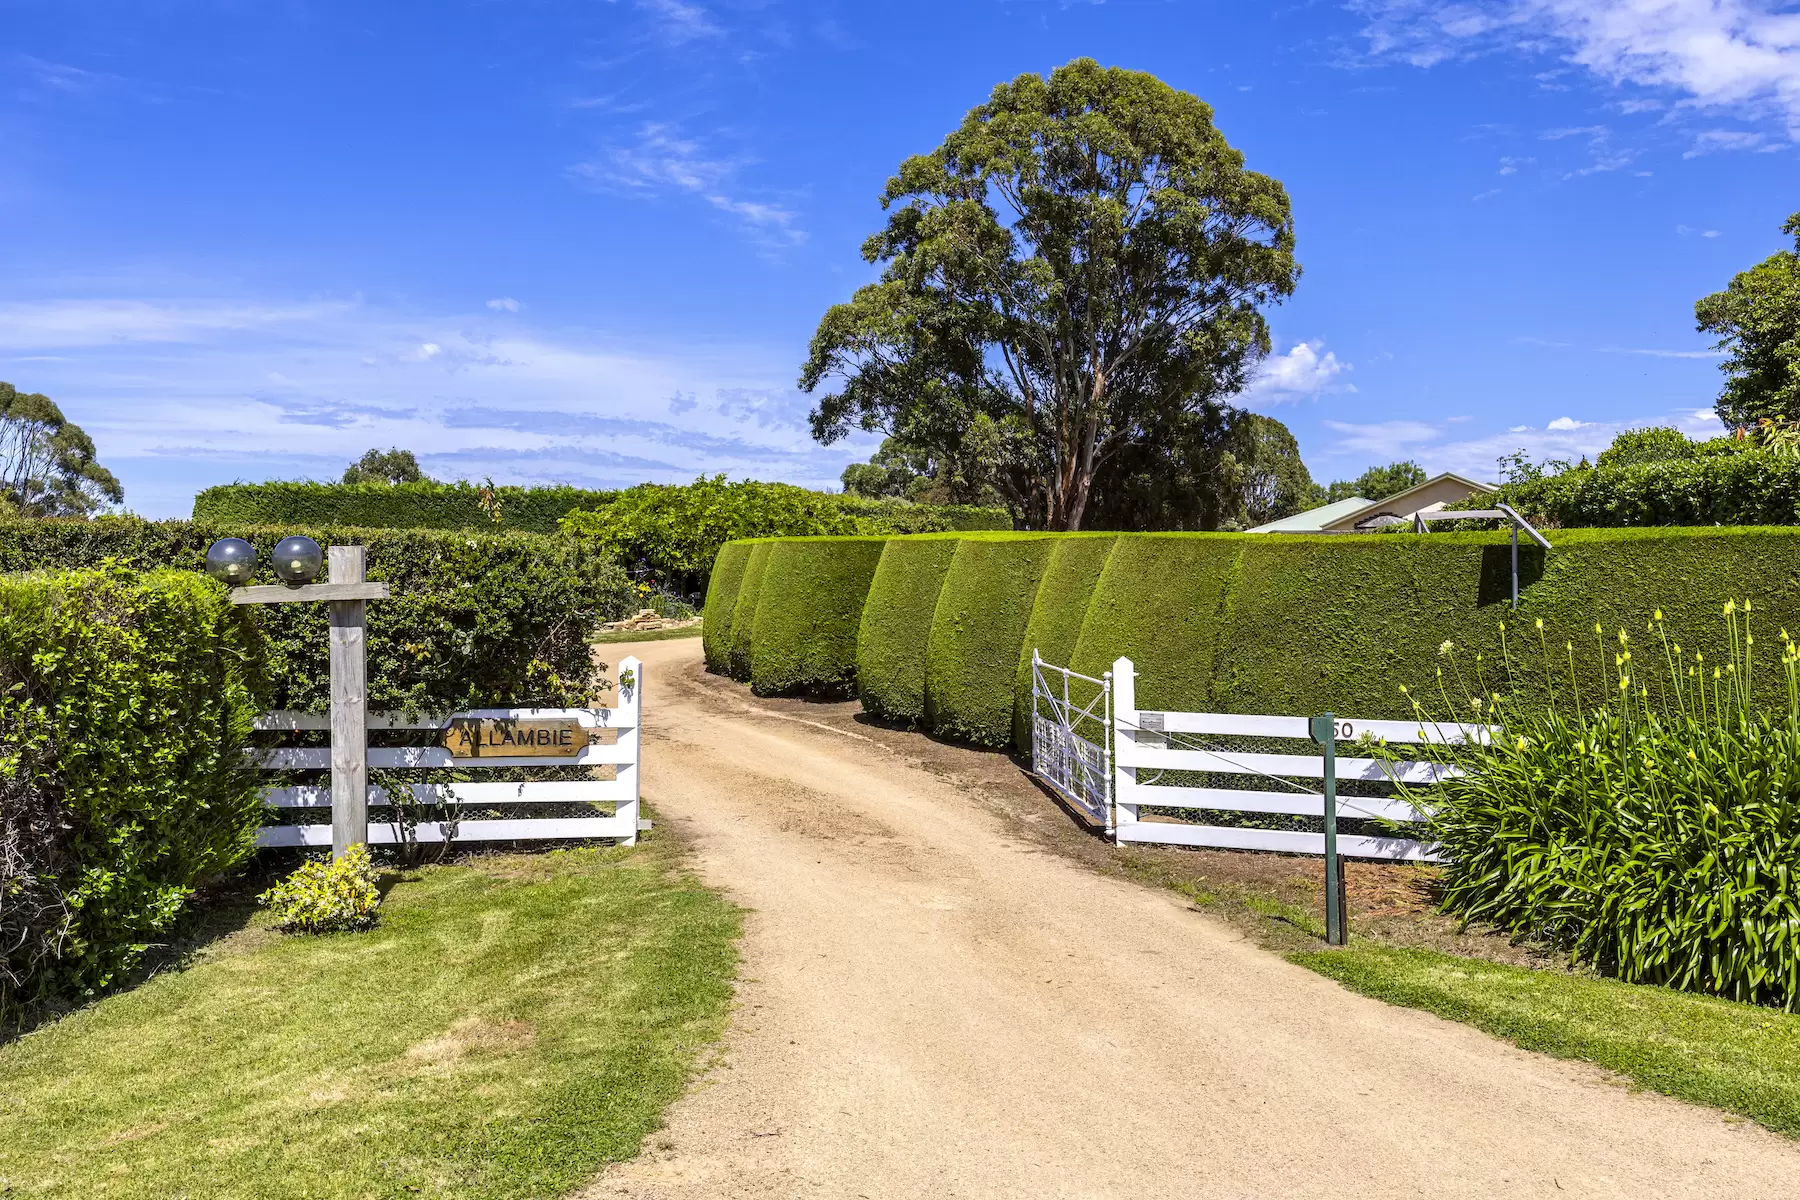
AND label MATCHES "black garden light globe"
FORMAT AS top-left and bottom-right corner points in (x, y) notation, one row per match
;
(271, 535), (324, 585)
(203, 538), (257, 585)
